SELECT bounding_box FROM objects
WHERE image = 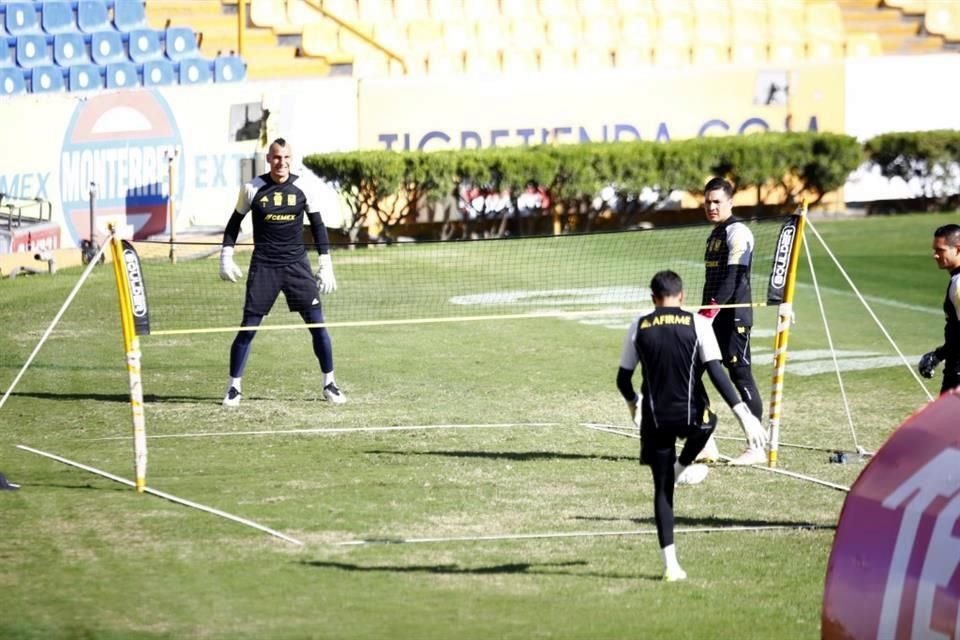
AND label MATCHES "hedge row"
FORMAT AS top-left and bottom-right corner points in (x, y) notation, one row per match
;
(301, 130), (952, 237)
